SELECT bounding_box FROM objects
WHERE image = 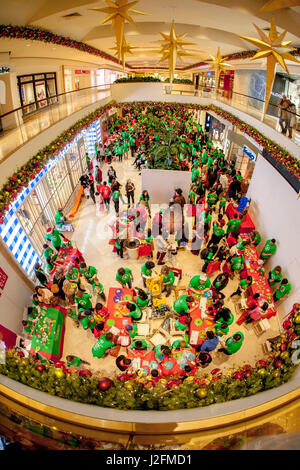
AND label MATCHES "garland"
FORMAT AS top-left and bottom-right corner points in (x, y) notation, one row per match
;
(0, 307), (299, 411)
(114, 76), (161, 83)
(0, 24), (132, 69)
(1, 100), (299, 224)
(0, 102), (115, 224)
(119, 101), (300, 180)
